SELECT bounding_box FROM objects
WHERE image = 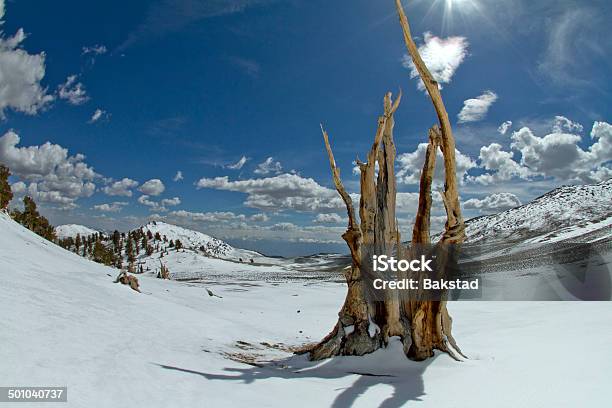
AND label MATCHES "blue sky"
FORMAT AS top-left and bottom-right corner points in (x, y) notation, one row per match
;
(1, 0), (610, 255)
